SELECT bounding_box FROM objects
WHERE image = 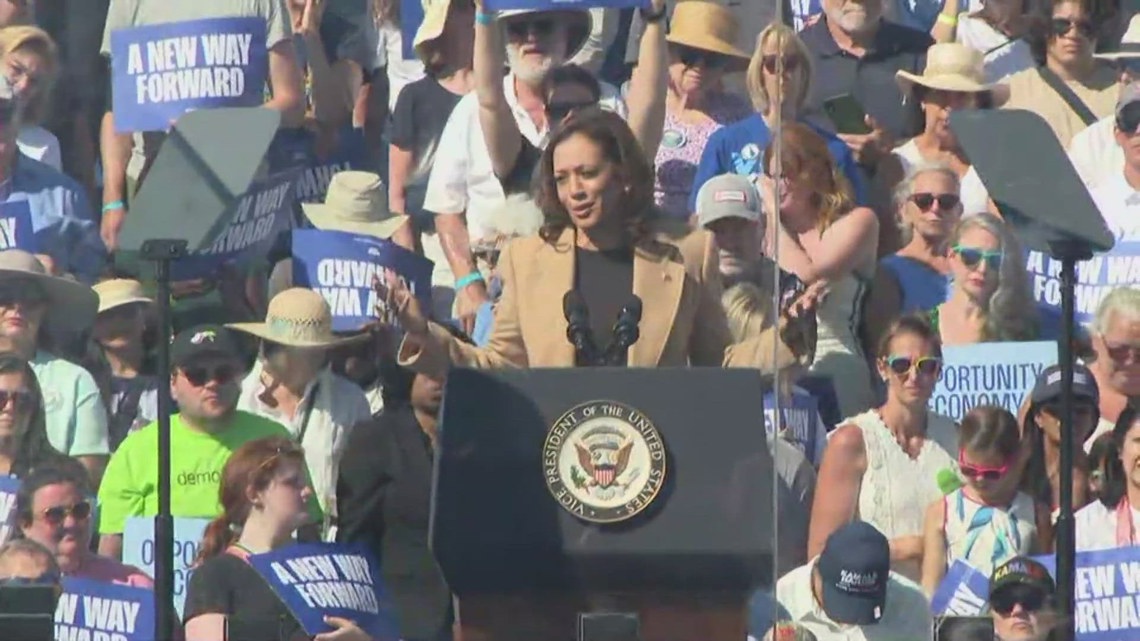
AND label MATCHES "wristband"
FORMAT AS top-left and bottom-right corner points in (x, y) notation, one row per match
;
(102, 200), (125, 213)
(475, 11), (495, 26)
(936, 12), (958, 27)
(455, 271), (485, 289)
